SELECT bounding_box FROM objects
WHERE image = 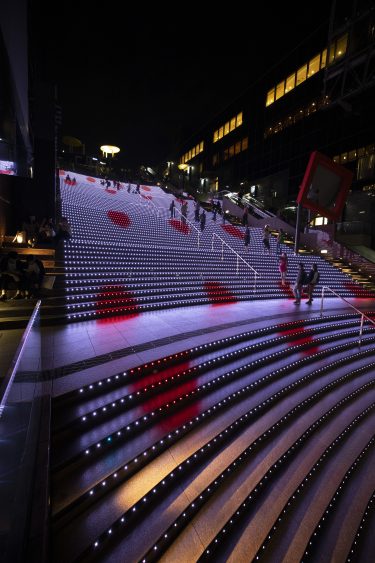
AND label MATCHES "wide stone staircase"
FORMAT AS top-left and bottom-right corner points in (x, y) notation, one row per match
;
(49, 310), (375, 562)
